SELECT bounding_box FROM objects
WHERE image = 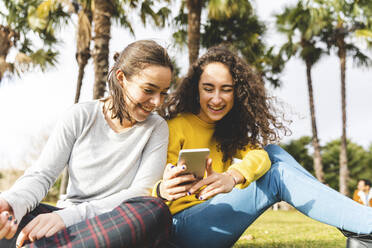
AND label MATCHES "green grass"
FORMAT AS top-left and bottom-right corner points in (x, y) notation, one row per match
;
(233, 209), (346, 248)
